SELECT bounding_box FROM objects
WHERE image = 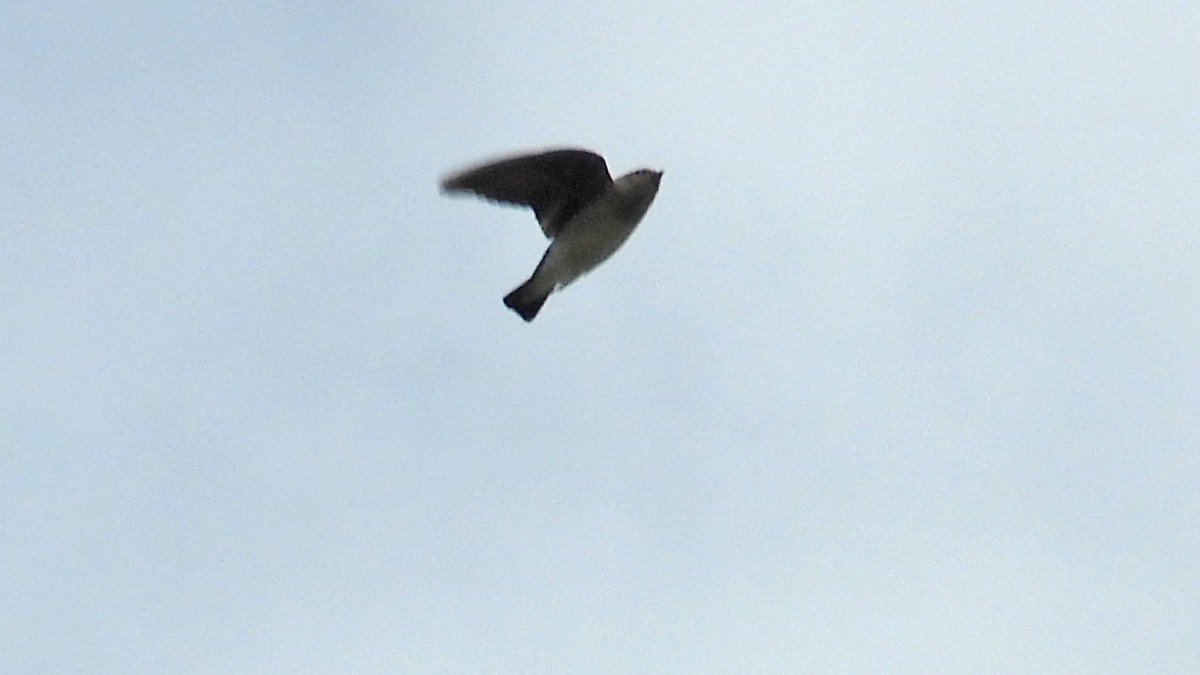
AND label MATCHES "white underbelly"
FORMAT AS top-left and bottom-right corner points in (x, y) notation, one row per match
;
(540, 204), (638, 288)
